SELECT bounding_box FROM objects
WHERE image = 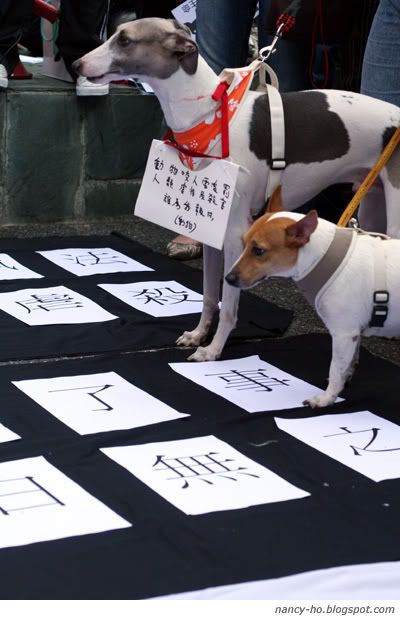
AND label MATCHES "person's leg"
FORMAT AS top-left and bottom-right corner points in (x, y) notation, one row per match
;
(197, 0), (258, 73)
(136, 0), (179, 19)
(57, 0), (110, 74)
(361, 0), (400, 105)
(257, 0), (311, 92)
(0, 0), (32, 76)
